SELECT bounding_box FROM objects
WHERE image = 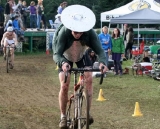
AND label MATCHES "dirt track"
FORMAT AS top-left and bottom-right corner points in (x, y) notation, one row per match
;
(0, 54), (61, 129)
